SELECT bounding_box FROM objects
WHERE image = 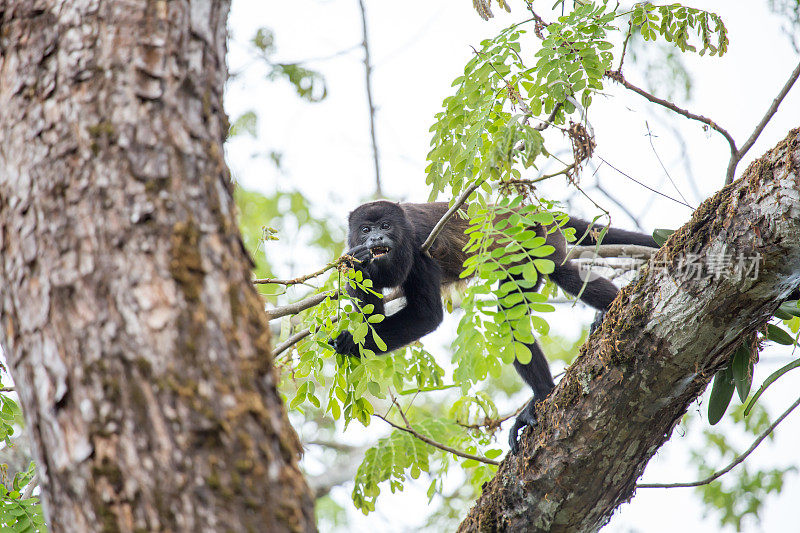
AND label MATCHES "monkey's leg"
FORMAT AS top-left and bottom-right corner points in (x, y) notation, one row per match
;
(509, 341), (554, 454)
(549, 261), (619, 311)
